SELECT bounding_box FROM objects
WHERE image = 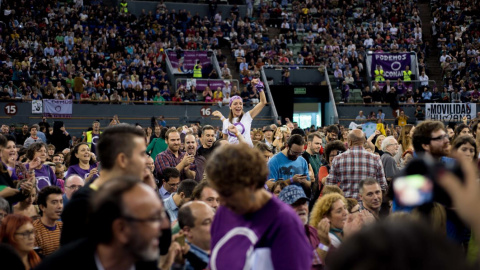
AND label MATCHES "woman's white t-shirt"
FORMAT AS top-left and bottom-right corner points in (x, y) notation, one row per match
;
(222, 111), (253, 147)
